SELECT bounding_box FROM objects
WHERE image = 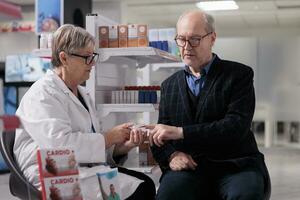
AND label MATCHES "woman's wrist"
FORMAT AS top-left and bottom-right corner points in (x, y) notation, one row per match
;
(113, 144), (129, 156)
(104, 131), (113, 149)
